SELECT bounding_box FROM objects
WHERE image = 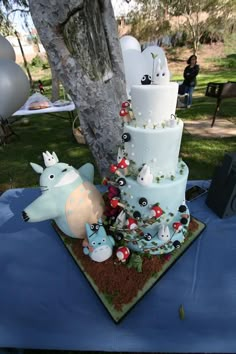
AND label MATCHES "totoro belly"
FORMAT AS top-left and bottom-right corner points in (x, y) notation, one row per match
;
(65, 182), (104, 239)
